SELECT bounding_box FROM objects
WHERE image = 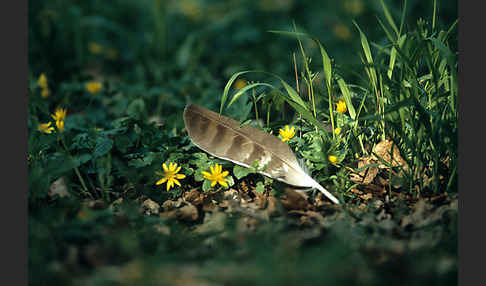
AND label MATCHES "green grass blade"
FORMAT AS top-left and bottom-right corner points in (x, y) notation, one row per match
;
(337, 78), (356, 120)
(376, 16), (396, 44)
(357, 97), (414, 121)
(379, 0), (399, 37)
(317, 41), (333, 91)
(399, 0), (408, 35)
(268, 29), (332, 90)
(285, 98), (329, 136)
(432, 0), (437, 30)
(221, 70), (253, 114)
(227, 83), (275, 108)
(353, 21), (378, 91)
(388, 34), (407, 79)
(222, 70), (309, 113)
